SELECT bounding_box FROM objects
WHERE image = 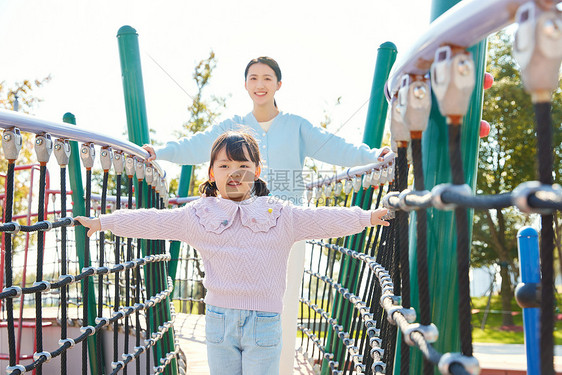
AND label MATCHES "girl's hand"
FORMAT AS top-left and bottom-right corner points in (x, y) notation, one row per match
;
(142, 144), (156, 162)
(75, 216), (101, 237)
(370, 208), (390, 226)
